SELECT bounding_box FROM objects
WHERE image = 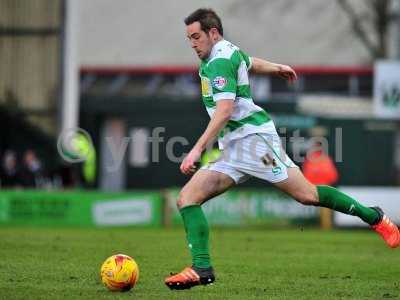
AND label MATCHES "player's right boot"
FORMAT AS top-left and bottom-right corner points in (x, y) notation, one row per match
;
(370, 207), (400, 248)
(165, 266), (215, 290)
